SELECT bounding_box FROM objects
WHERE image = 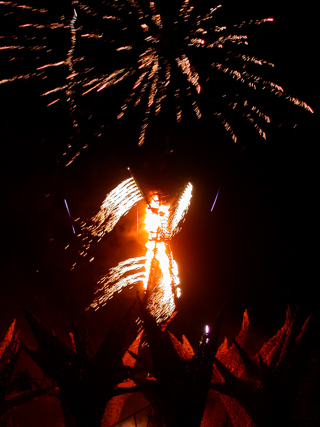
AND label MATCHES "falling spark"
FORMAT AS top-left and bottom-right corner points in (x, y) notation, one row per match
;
(64, 198), (76, 235)
(211, 186), (221, 212)
(0, 1), (313, 152)
(87, 178), (193, 322)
